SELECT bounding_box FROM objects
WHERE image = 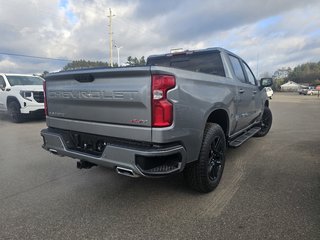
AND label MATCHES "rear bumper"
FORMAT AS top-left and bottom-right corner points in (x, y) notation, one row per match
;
(41, 128), (187, 177)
